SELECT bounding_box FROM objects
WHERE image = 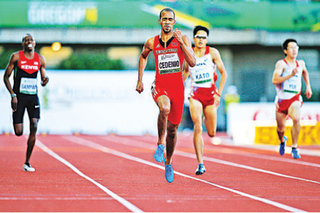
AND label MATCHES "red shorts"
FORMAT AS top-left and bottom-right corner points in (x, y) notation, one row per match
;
(277, 94), (302, 114)
(151, 83), (184, 125)
(190, 84), (216, 108)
